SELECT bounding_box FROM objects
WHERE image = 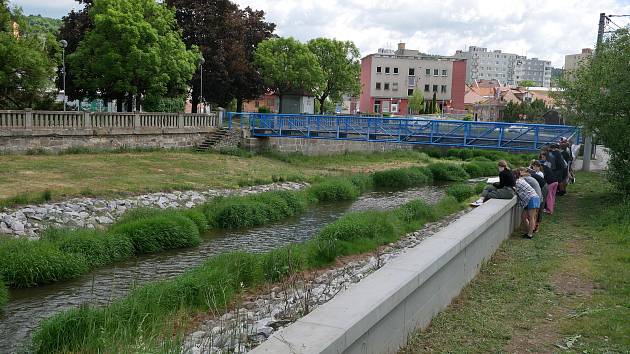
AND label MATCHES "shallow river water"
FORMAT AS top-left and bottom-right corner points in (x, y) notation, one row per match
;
(0, 186), (444, 353)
